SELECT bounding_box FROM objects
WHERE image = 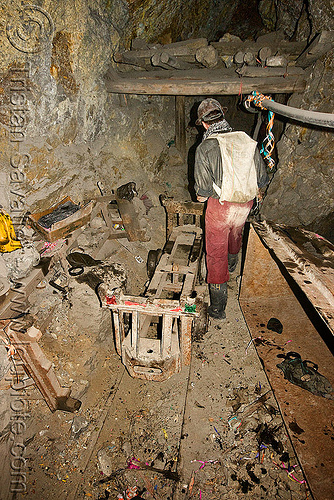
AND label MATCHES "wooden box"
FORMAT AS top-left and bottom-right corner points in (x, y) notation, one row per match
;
(28, 197), (93, 242)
